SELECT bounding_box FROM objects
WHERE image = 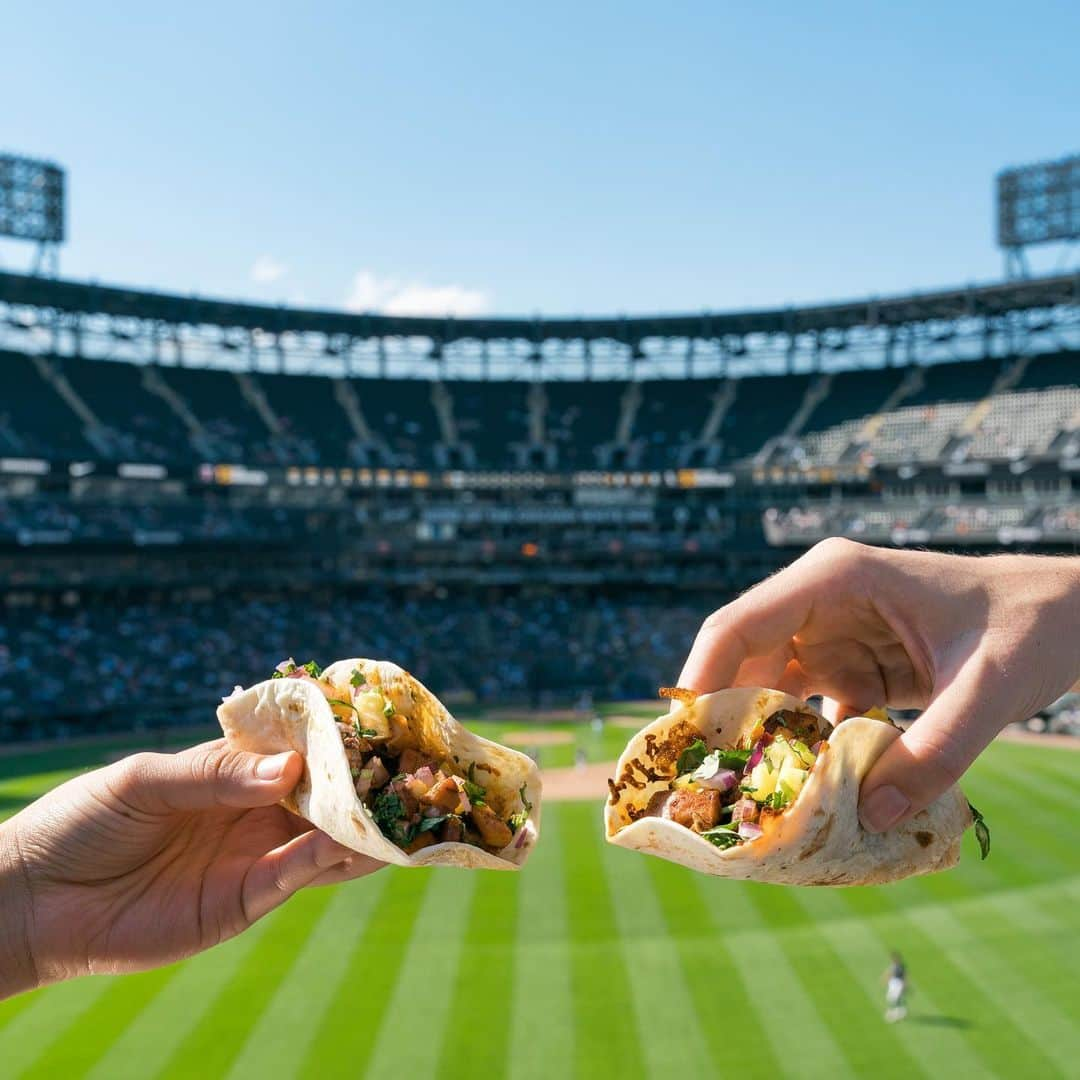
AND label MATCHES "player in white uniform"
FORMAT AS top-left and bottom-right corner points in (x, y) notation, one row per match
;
(883, 952), (909, 1022)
